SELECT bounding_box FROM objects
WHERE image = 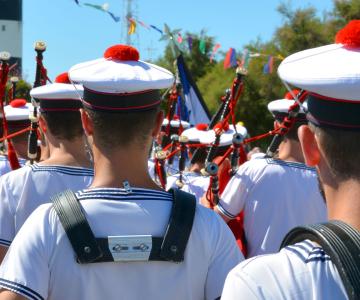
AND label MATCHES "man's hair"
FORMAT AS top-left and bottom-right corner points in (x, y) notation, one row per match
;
(42, 111), (83, 141)
(310, 123), (360, 181)
(275, 118), (307, 142)
(85, 107), (159, 149)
